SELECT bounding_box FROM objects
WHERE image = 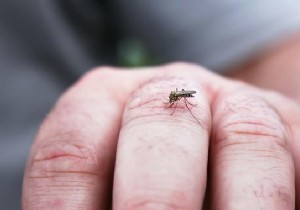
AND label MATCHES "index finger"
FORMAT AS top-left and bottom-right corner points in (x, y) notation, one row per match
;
(22, 68), (153, 209)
